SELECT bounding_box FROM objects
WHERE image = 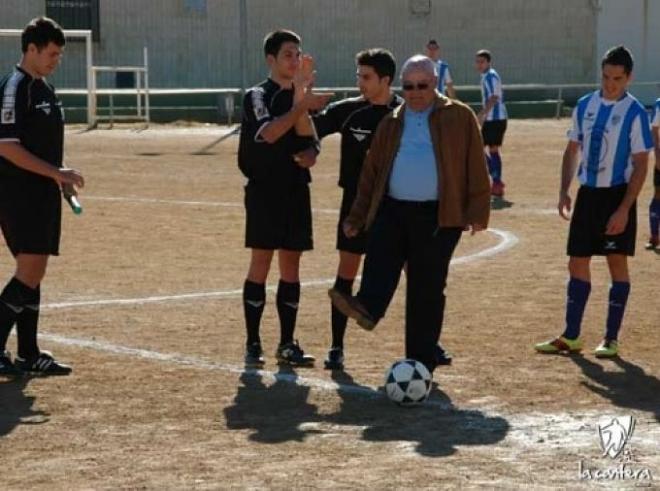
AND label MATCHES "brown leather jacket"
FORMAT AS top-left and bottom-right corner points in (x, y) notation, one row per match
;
(345, 94), (491, 231)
